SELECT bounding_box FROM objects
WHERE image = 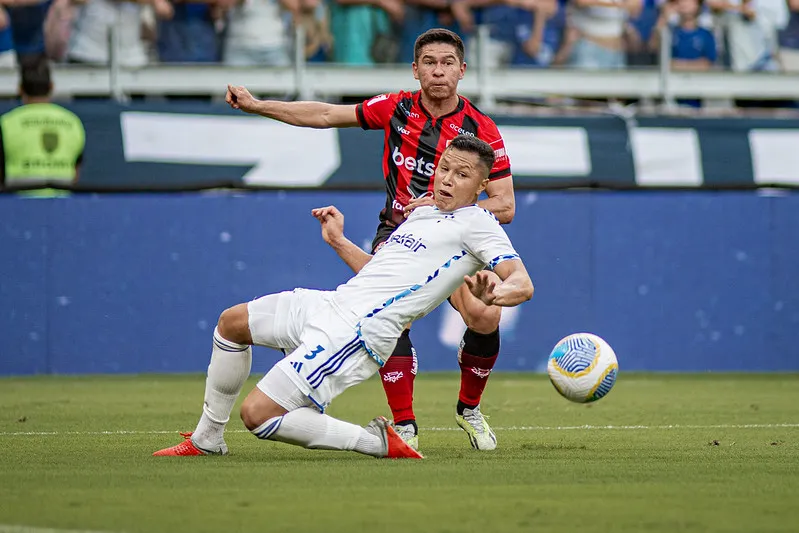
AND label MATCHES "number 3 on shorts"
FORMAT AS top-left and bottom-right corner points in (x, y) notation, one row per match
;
(304, 345), (325, 360)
